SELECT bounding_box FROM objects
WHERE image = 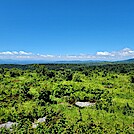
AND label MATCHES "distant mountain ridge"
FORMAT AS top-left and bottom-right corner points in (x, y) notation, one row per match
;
(0, 58), (134, 64)
(0, 59), (54, 64)
(119, 58), (134, 63)
(0, 59), (103, 64)
(125, 58), (134, 62)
